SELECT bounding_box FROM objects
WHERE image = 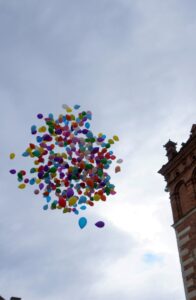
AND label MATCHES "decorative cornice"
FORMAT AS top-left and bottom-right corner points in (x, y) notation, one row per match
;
(158, 135), (196, 177)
